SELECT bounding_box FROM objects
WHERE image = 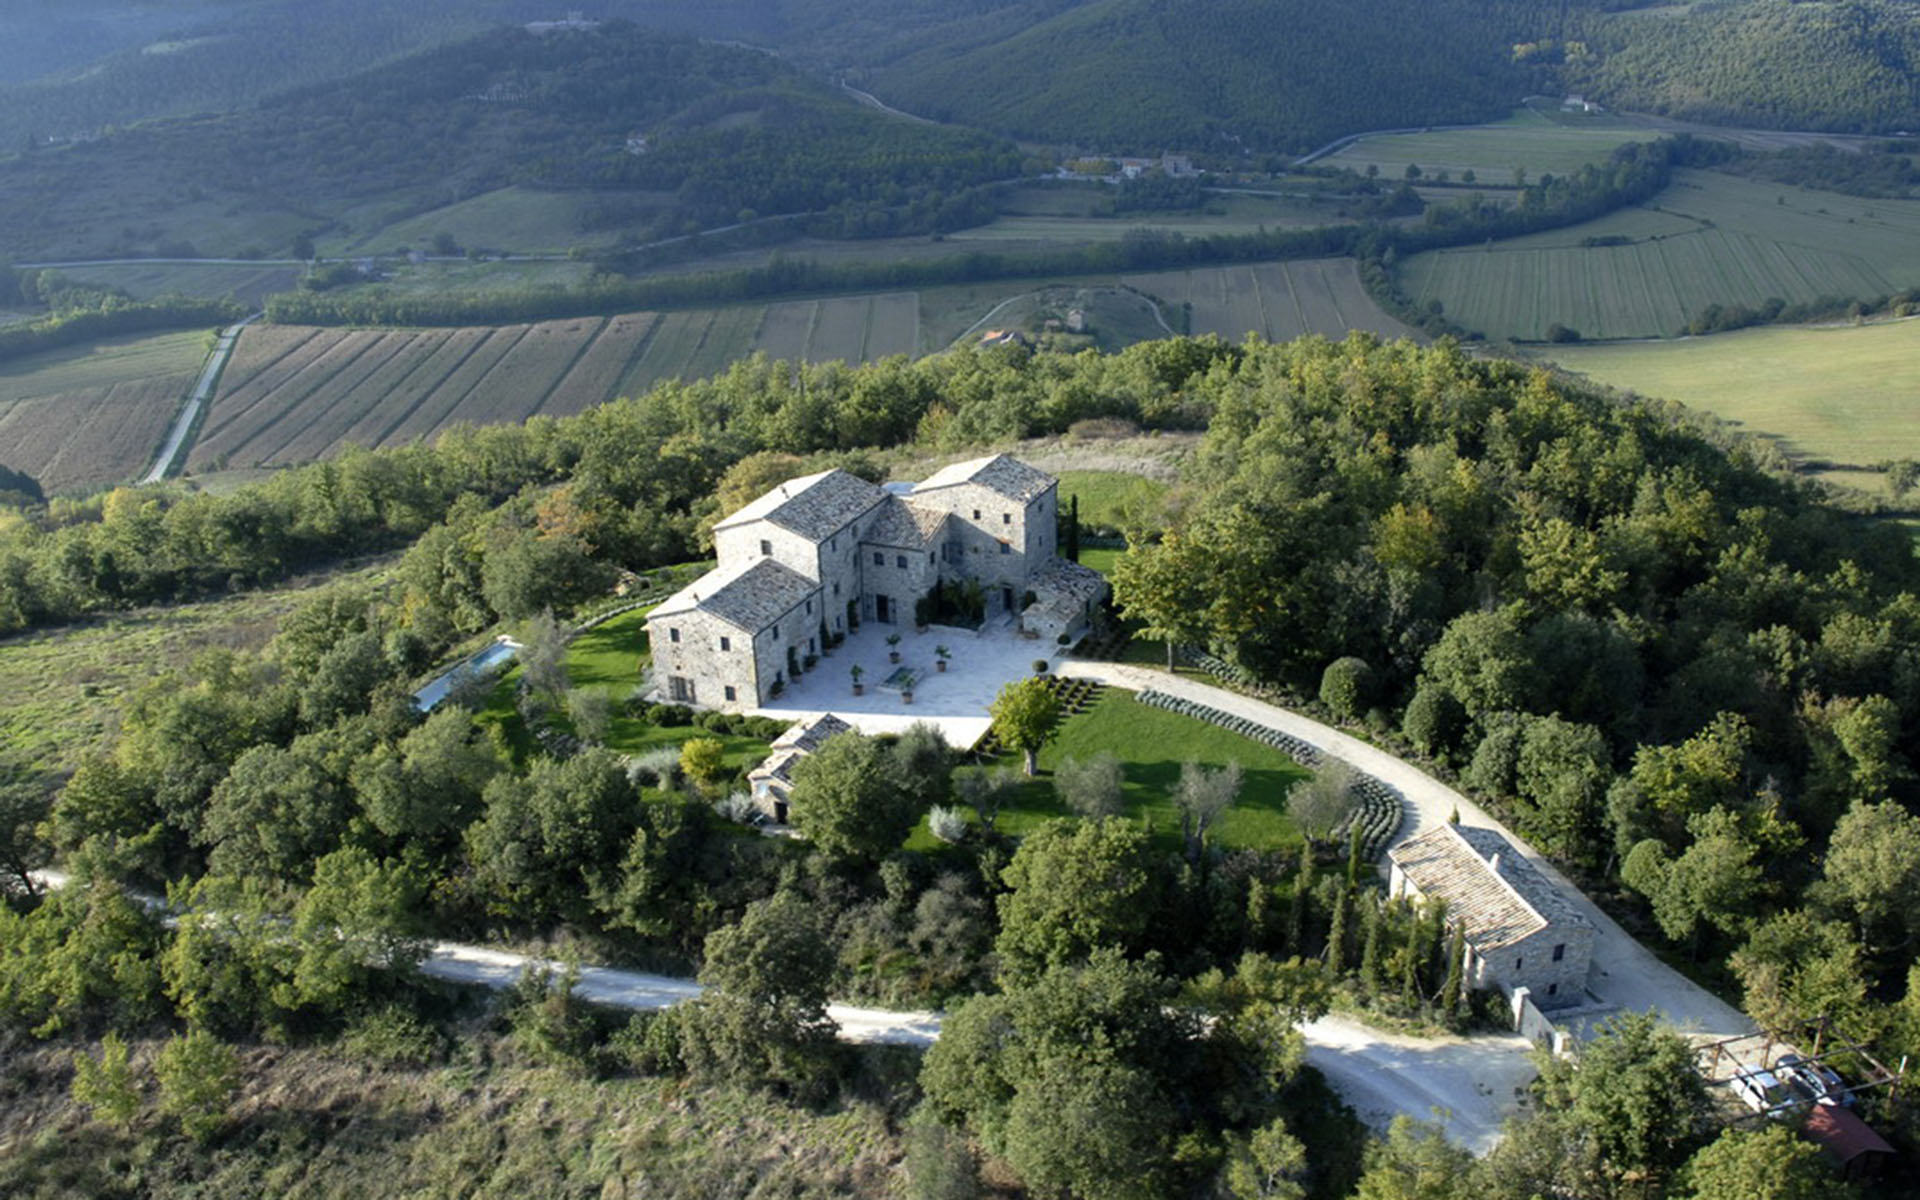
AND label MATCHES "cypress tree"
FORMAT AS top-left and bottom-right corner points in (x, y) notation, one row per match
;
(1359, 894), (1385, 994)
(1345, 823), (1365, 889)
(1067, 494), (1081, 562)
(1441, 925), (1467, 1023)
(1325, 884), (1350, 973)
(1287, 842), (1314, 954)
